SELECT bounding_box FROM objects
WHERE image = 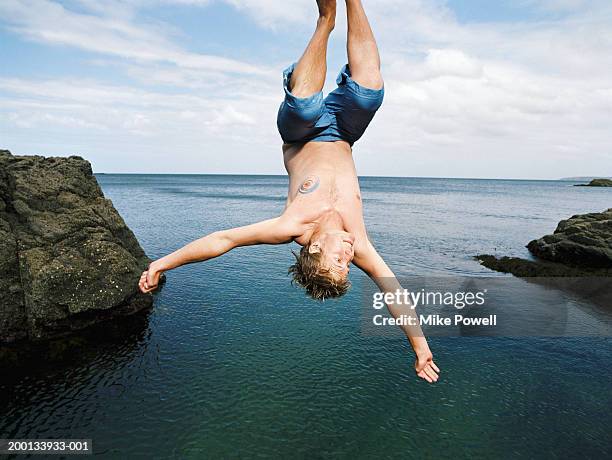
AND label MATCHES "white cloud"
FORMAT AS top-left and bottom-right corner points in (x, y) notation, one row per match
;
(420, 49), (483, 80)
(224, 0), (316, 28)
(0, 0), (270, 75)
(209, 106), (256, 127)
